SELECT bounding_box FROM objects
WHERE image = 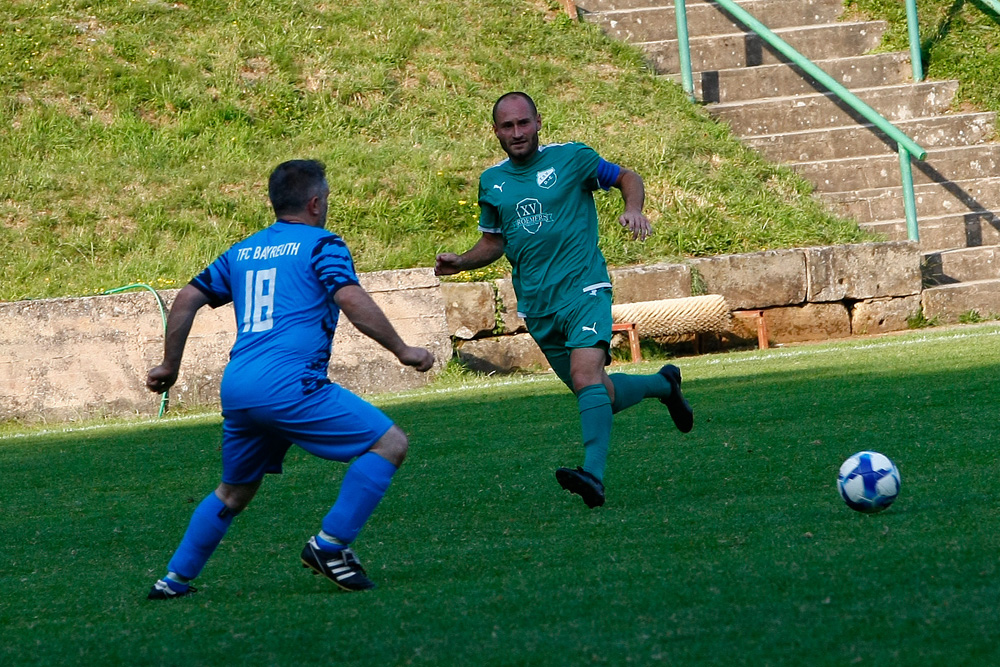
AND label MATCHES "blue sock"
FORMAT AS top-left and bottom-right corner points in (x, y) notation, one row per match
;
(609, 372), (670, 414)
(578, 384), (613, 481)
(166, 492), (235, 581)
(320, 452), (398, 546)
(162, 574), (191, 593)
